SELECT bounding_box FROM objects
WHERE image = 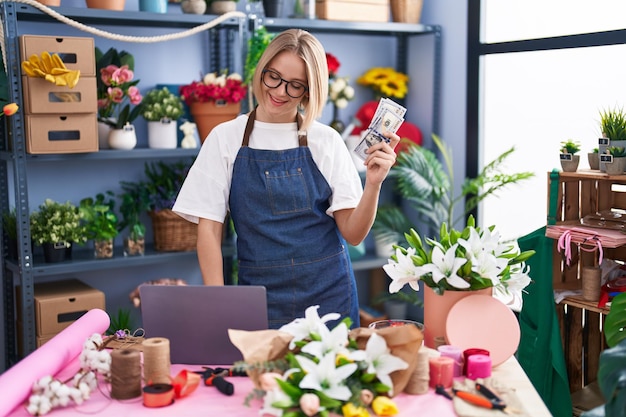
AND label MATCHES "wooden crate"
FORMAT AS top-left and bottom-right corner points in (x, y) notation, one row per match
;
(547, 170), (625, 392)
(316, 0), (390, 22)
